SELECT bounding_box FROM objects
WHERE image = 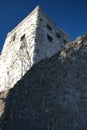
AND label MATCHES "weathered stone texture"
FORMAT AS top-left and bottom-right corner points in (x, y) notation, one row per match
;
(0, 35), (87, 130)
(0, 6), (71, 92)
